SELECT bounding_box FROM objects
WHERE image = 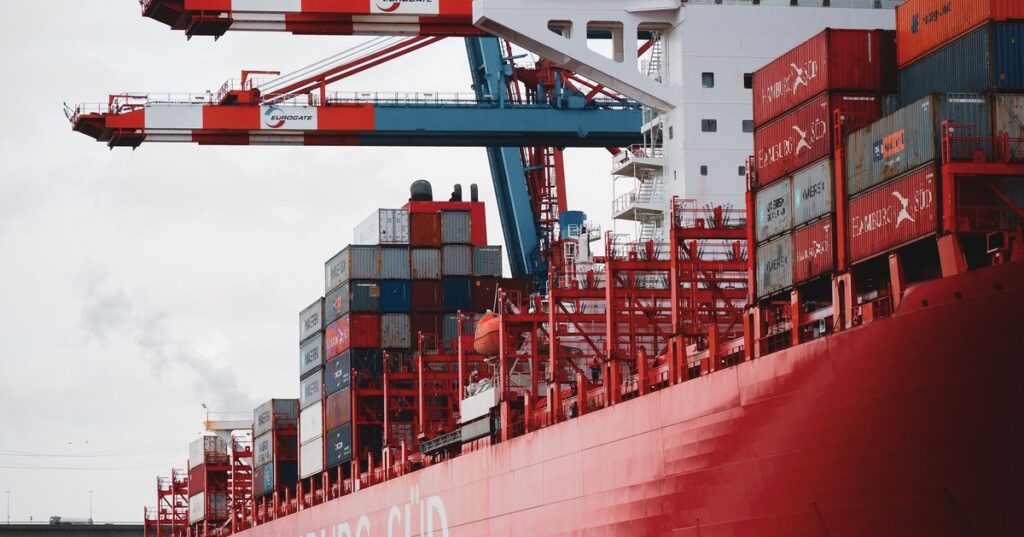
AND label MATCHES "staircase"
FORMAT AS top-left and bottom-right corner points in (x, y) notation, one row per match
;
(646, 35), (664, 82)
